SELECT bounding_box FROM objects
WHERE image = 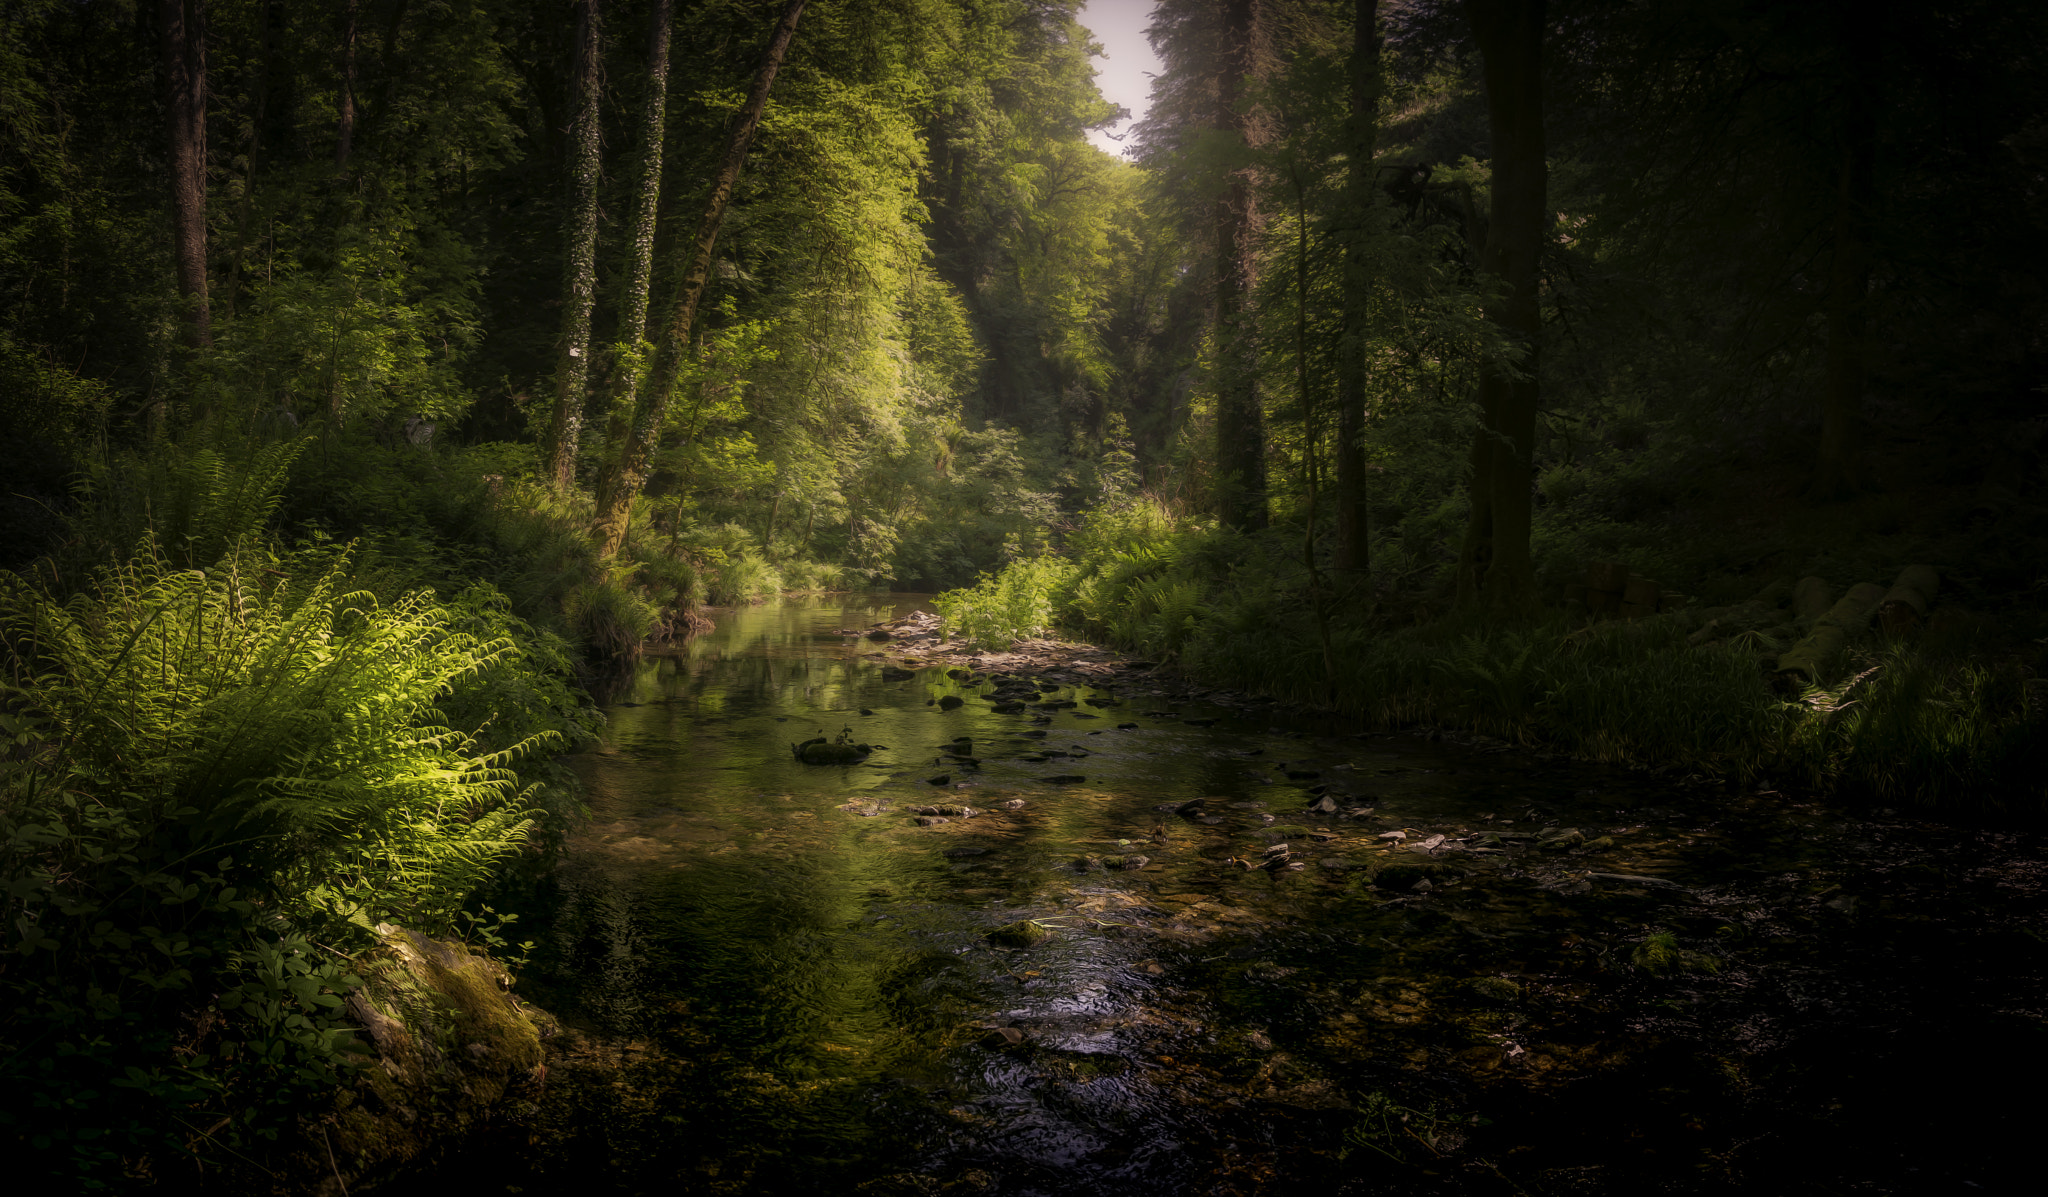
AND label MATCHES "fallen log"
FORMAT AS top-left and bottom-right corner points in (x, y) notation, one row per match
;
(1790, 576), (1834, 625)
(1877, 564), (1939, 637)
(1776, 581), (1886, 685)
